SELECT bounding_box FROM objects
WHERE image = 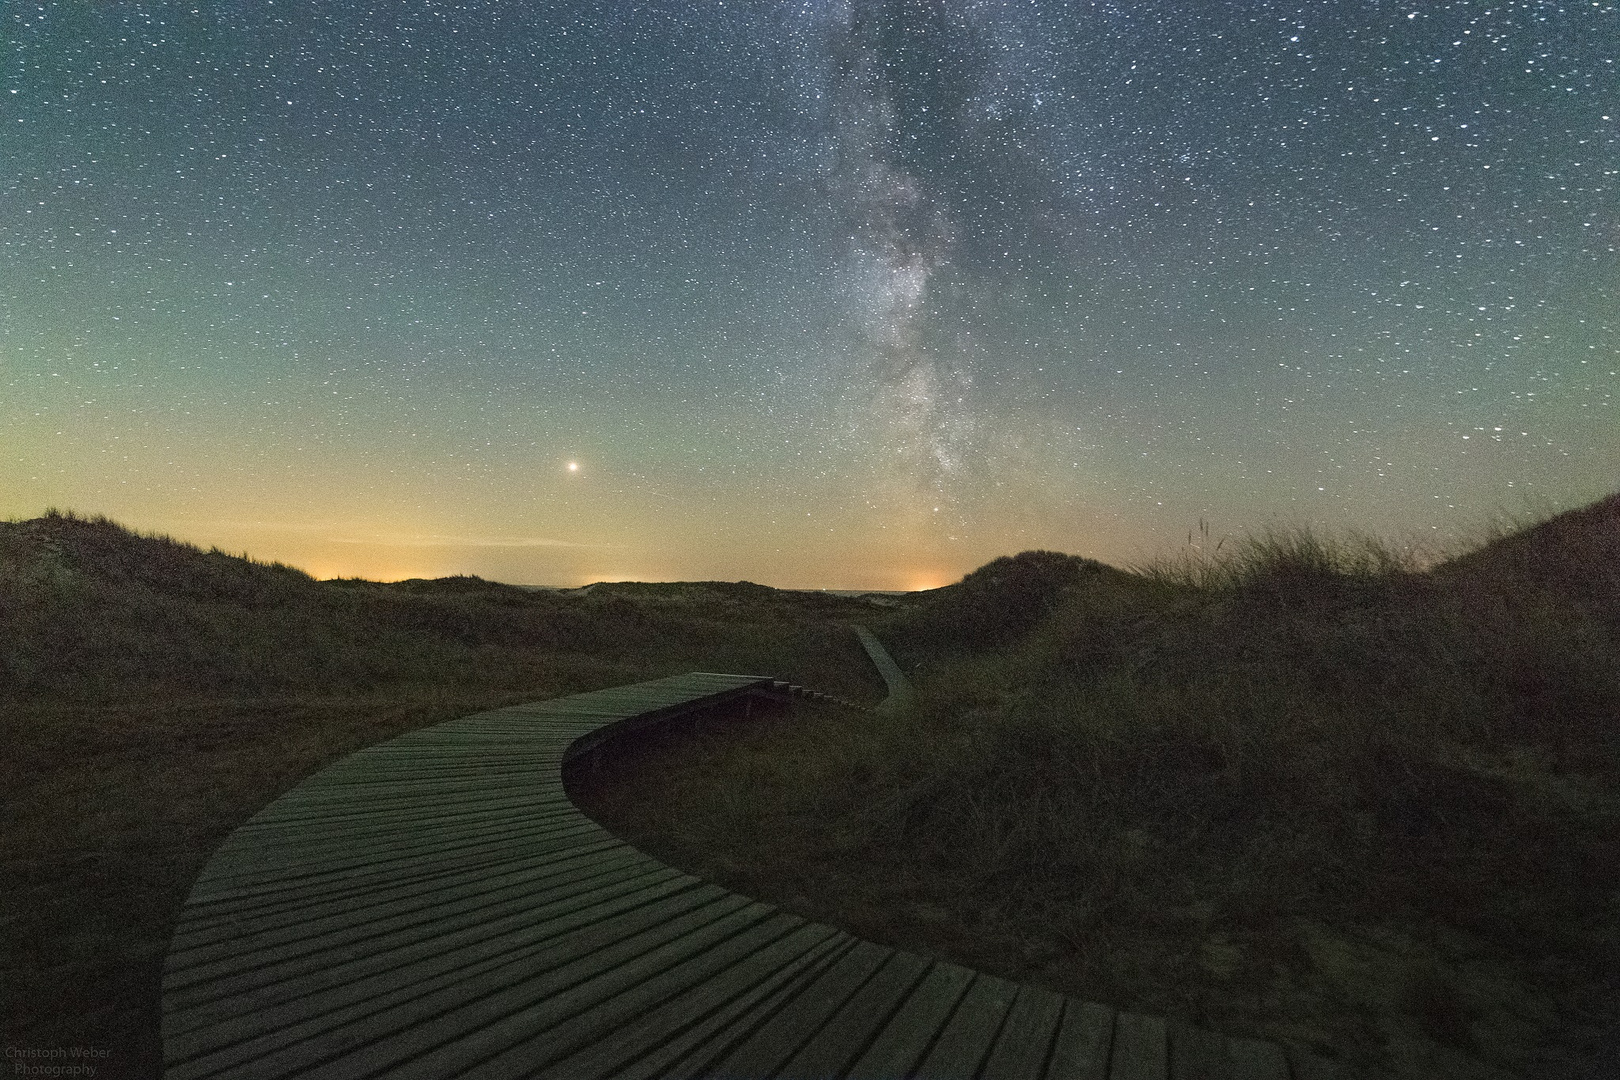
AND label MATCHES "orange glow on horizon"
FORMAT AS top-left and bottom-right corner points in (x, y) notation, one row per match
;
(4, 498), (1068, 591)
(903, 570), (956, 592)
